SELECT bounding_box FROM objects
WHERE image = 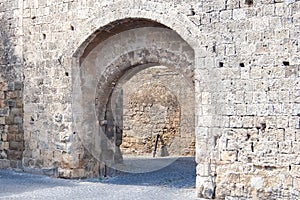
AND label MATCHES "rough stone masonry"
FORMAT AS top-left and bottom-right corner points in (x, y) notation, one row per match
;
(121, 66), (195, 157)
(0, 0), (299, 199)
